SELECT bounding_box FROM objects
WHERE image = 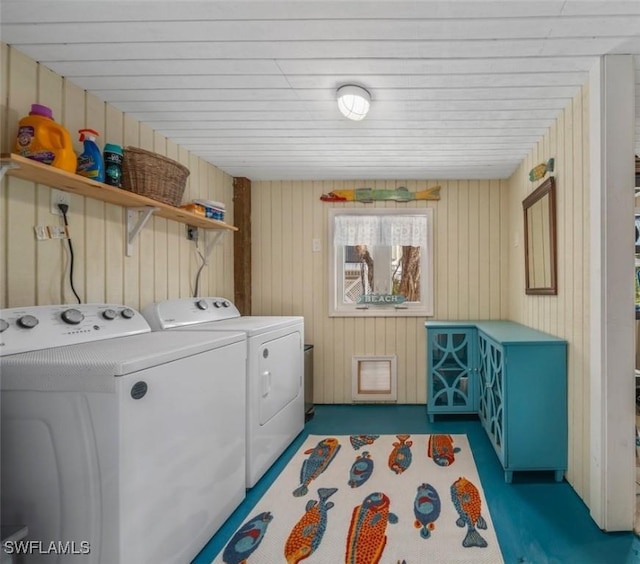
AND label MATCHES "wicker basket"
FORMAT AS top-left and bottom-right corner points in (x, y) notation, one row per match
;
(121, 147), (190, 207)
